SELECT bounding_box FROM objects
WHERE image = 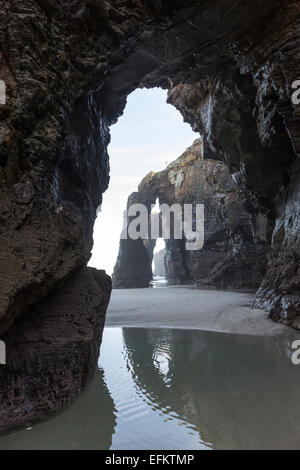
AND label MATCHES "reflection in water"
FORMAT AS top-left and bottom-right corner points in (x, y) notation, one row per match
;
(0, 327), (300, 450)
(101, 328), (207, 450)
(151, 276), (169, 288)
(122, 329), (300, 450)
(0, 370), (116, 450)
